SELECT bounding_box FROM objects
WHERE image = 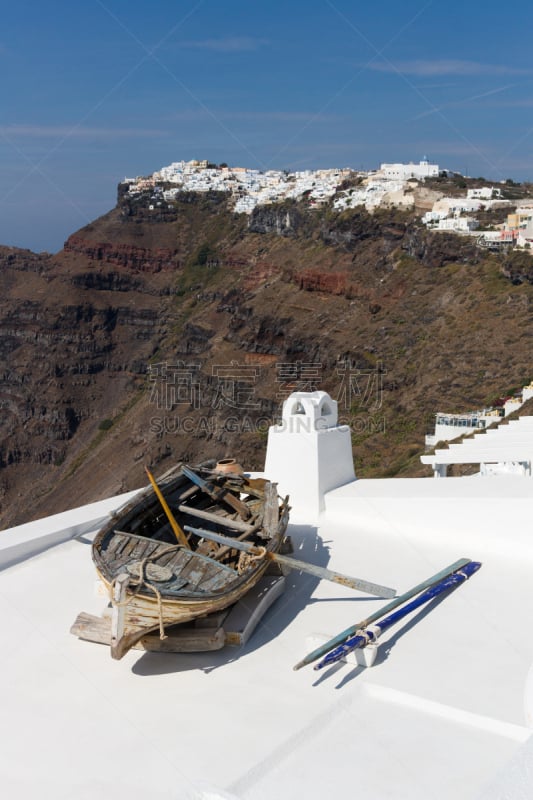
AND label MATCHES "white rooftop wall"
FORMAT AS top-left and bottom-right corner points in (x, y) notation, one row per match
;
(264, 391), (355, 517)
(0, 490), (140, 568)
(1, 391), (533, 799)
